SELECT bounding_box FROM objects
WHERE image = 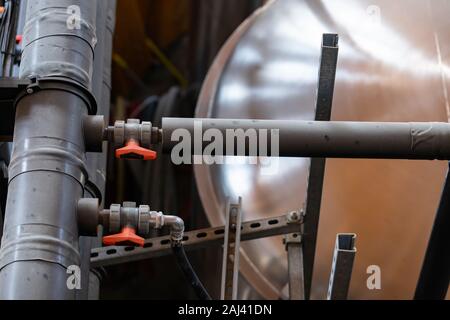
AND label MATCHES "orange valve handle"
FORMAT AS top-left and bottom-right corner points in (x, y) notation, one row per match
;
(102, 227), (145, 247)
(115, 139), (157, 160)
